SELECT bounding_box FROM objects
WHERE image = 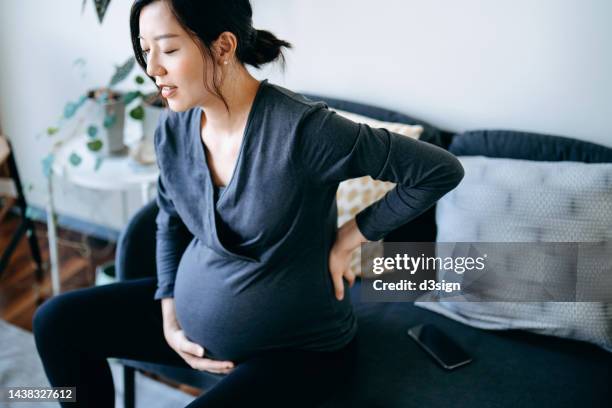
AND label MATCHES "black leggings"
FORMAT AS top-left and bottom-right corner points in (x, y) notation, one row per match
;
(33, 278), (358, 407)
